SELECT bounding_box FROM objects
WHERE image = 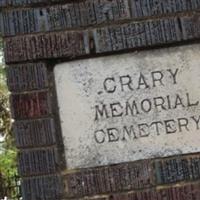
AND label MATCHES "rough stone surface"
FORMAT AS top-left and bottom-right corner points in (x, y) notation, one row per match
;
(55, 44), (200, 169)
